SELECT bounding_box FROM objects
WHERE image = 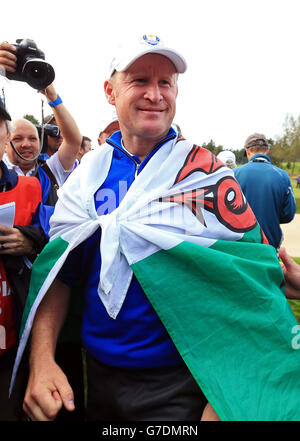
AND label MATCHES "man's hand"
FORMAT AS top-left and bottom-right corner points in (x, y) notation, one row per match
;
(0, 225), (35, 256)
(38, 83), (57, 101)
(0, 42), (17, 73)
(23, 357), (75, 421)
(278, 247), (300, 299)
(22, 278), (73, 420)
